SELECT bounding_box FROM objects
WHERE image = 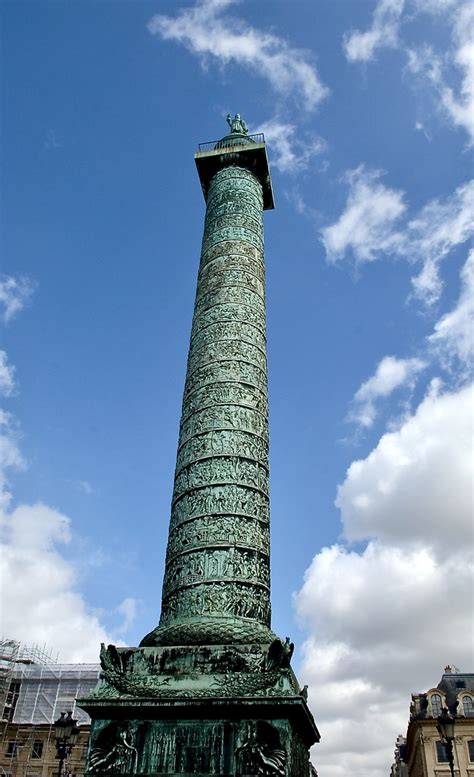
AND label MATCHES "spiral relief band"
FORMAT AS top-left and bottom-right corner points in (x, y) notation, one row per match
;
(140, 166), (273, 647)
